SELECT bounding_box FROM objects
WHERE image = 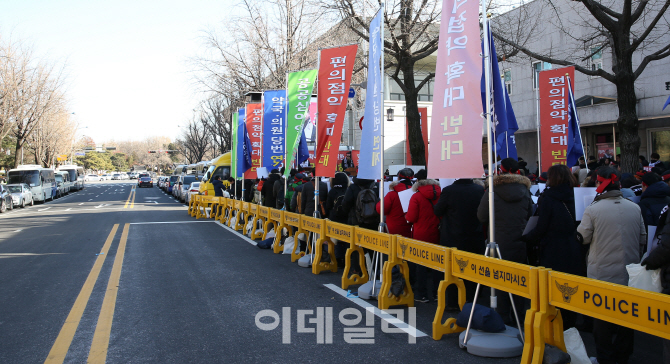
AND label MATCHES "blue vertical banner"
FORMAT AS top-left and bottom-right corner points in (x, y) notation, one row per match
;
(357, 9), (383, 180)
(262, 90), (287, 170)
(481, 25), (518, 160)
(236, 108), (251, 178)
